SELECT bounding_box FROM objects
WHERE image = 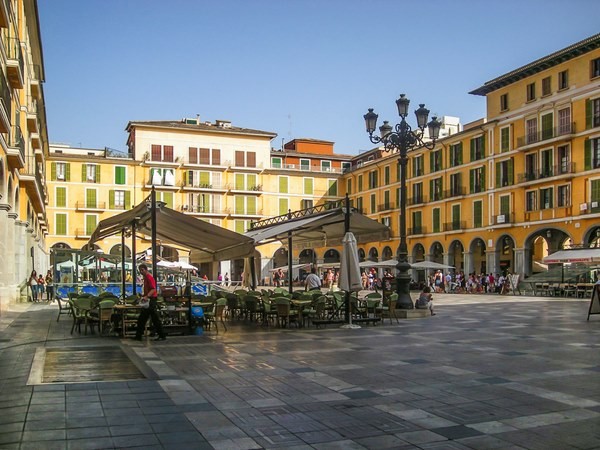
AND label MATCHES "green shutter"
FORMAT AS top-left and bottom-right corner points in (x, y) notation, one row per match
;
(86, 189), (96, 208)
(85, 215), (97, 235)
(469, 169), (474, 193)
(235, 220), (245, 233)
(481, 166), (486, 190)
(586, 99), (592, 129)
(429, 179), (433, 200)
(495, 162), (501, 188)
(124, 191), (131, 209)
(508, 158), (514, 184)
(56, 187), (66, 207)
(304, 178), (313, 195)
(65, 163), (70, 181)
(51, 162), (56, 181)
(279, 176), (288, 193)
(474, 201), (482, 228)
(458, 142), (463, 164)
(199, 171), (210, 186)
(235, 196), (244, 214)
(235, 174), (244, 190)
(81, 164), (86, 182)
(429, 152), (434, 172)
(56, 214), (66, 235)
(396, 188), (400, 206)
(481, 135), (485, 157)
(433, 208), (440, 233)
(328, 179), (337, 196)
(585, 139), (592, 170)
(358, 175), (363, 191)
(95, 166), (101, 183)
(109, 190), (115, 209)
(247, 174), (256, 190)
(470, 139), (475, 161)
(247, 196), (256, 215)
(115, 166), (125, 184)
(279, 198), (288, 215)
(591, 179), (600, 201)
(163, 192), (173, 208)
(500, 196), (510, 215)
